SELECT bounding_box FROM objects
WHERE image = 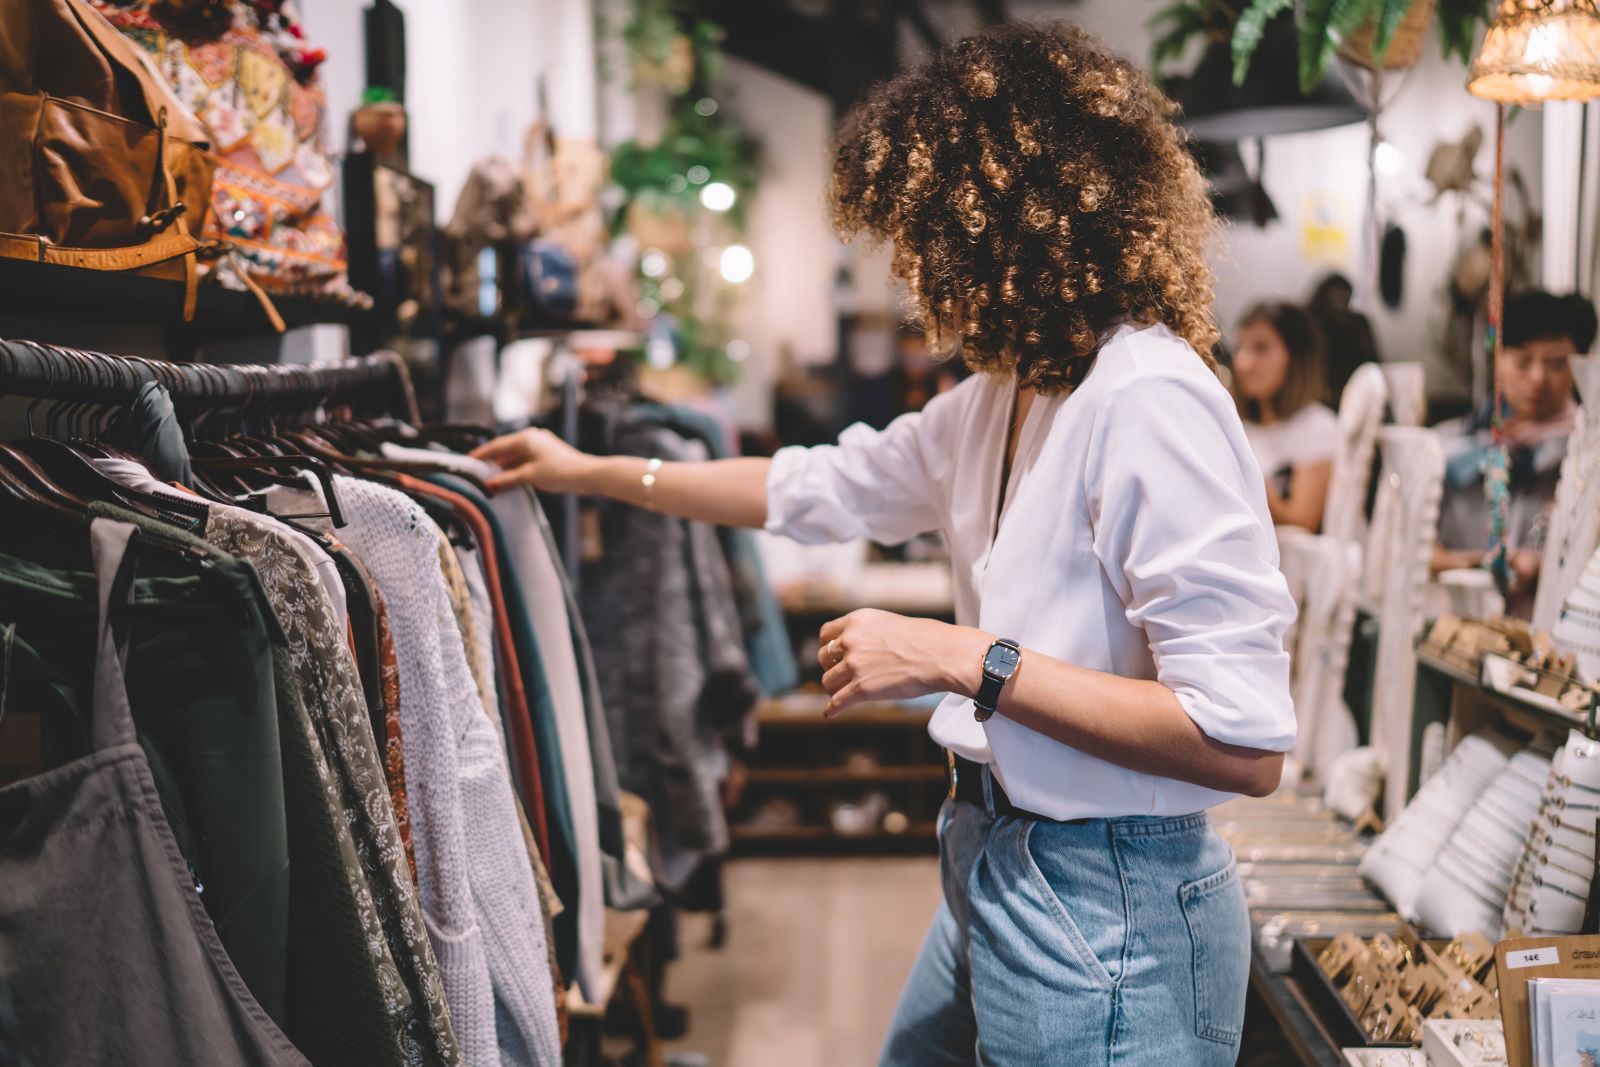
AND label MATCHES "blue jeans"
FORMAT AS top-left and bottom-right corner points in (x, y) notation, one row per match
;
(880, 777), (1250, 1066)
